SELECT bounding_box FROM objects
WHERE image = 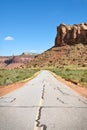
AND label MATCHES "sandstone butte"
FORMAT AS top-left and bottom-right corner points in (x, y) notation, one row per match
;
(24, 22), (87, 68)
(55, 22), (87, 46)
